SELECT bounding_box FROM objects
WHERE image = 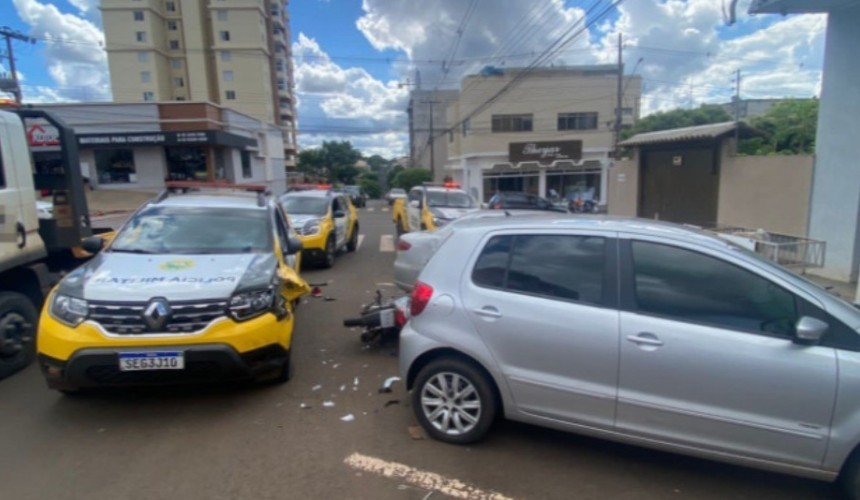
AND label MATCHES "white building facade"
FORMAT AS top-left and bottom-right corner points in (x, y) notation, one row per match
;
(443, 65), (641, 204)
